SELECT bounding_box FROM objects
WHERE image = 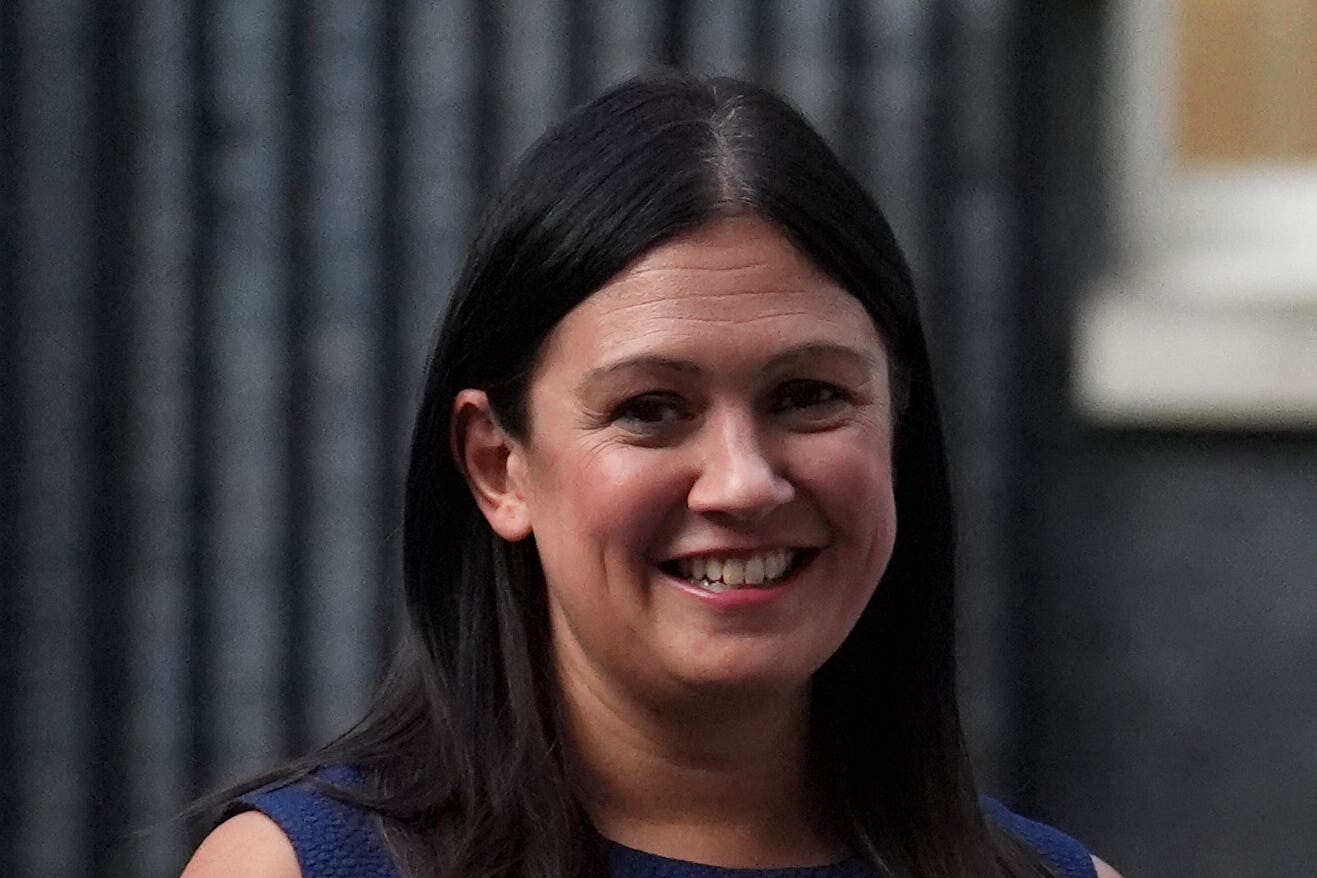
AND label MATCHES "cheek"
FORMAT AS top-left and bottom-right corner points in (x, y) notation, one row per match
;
(528, 442), (683, 560)
(802, 433), (897, 555)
